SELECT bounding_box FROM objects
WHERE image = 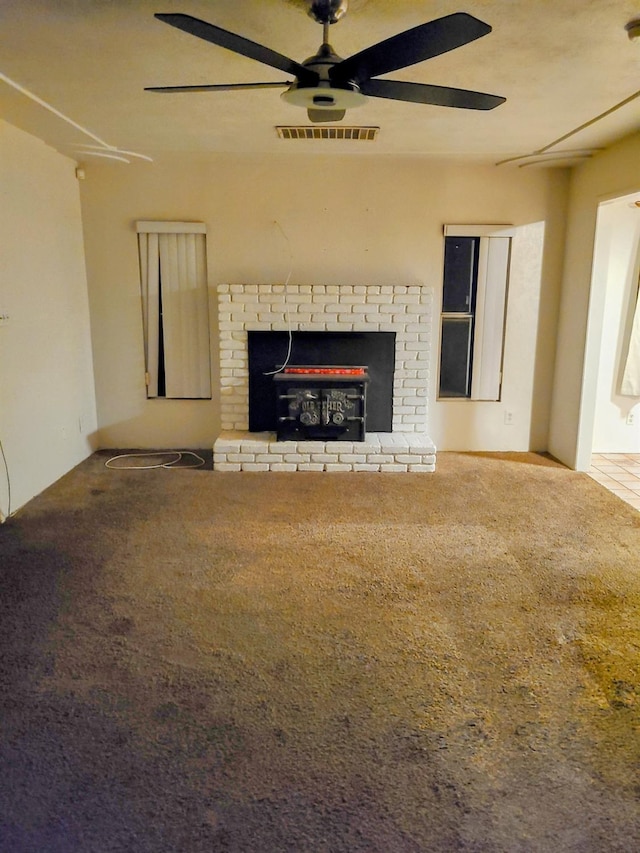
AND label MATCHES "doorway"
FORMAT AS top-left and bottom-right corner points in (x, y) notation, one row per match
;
(584, 191), (640, 509)
(590, 193), (640, 453)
